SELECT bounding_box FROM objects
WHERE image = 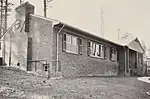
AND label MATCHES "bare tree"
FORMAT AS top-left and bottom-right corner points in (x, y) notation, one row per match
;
(0, 0), (14, 34)
(0, 0), (14, 65)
